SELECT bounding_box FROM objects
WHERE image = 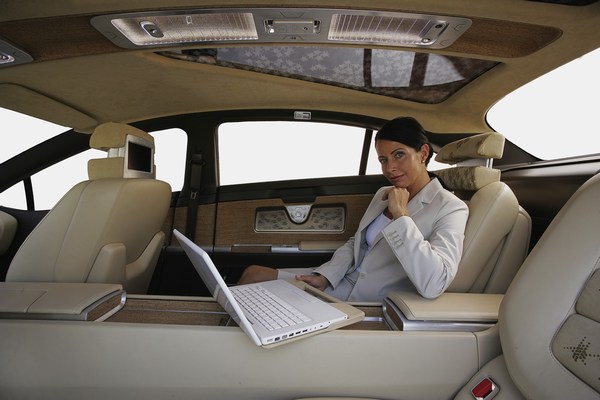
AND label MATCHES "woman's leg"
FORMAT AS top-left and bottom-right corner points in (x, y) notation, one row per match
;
(237, 265), (278, 284)
(238, 266), (316, 284)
